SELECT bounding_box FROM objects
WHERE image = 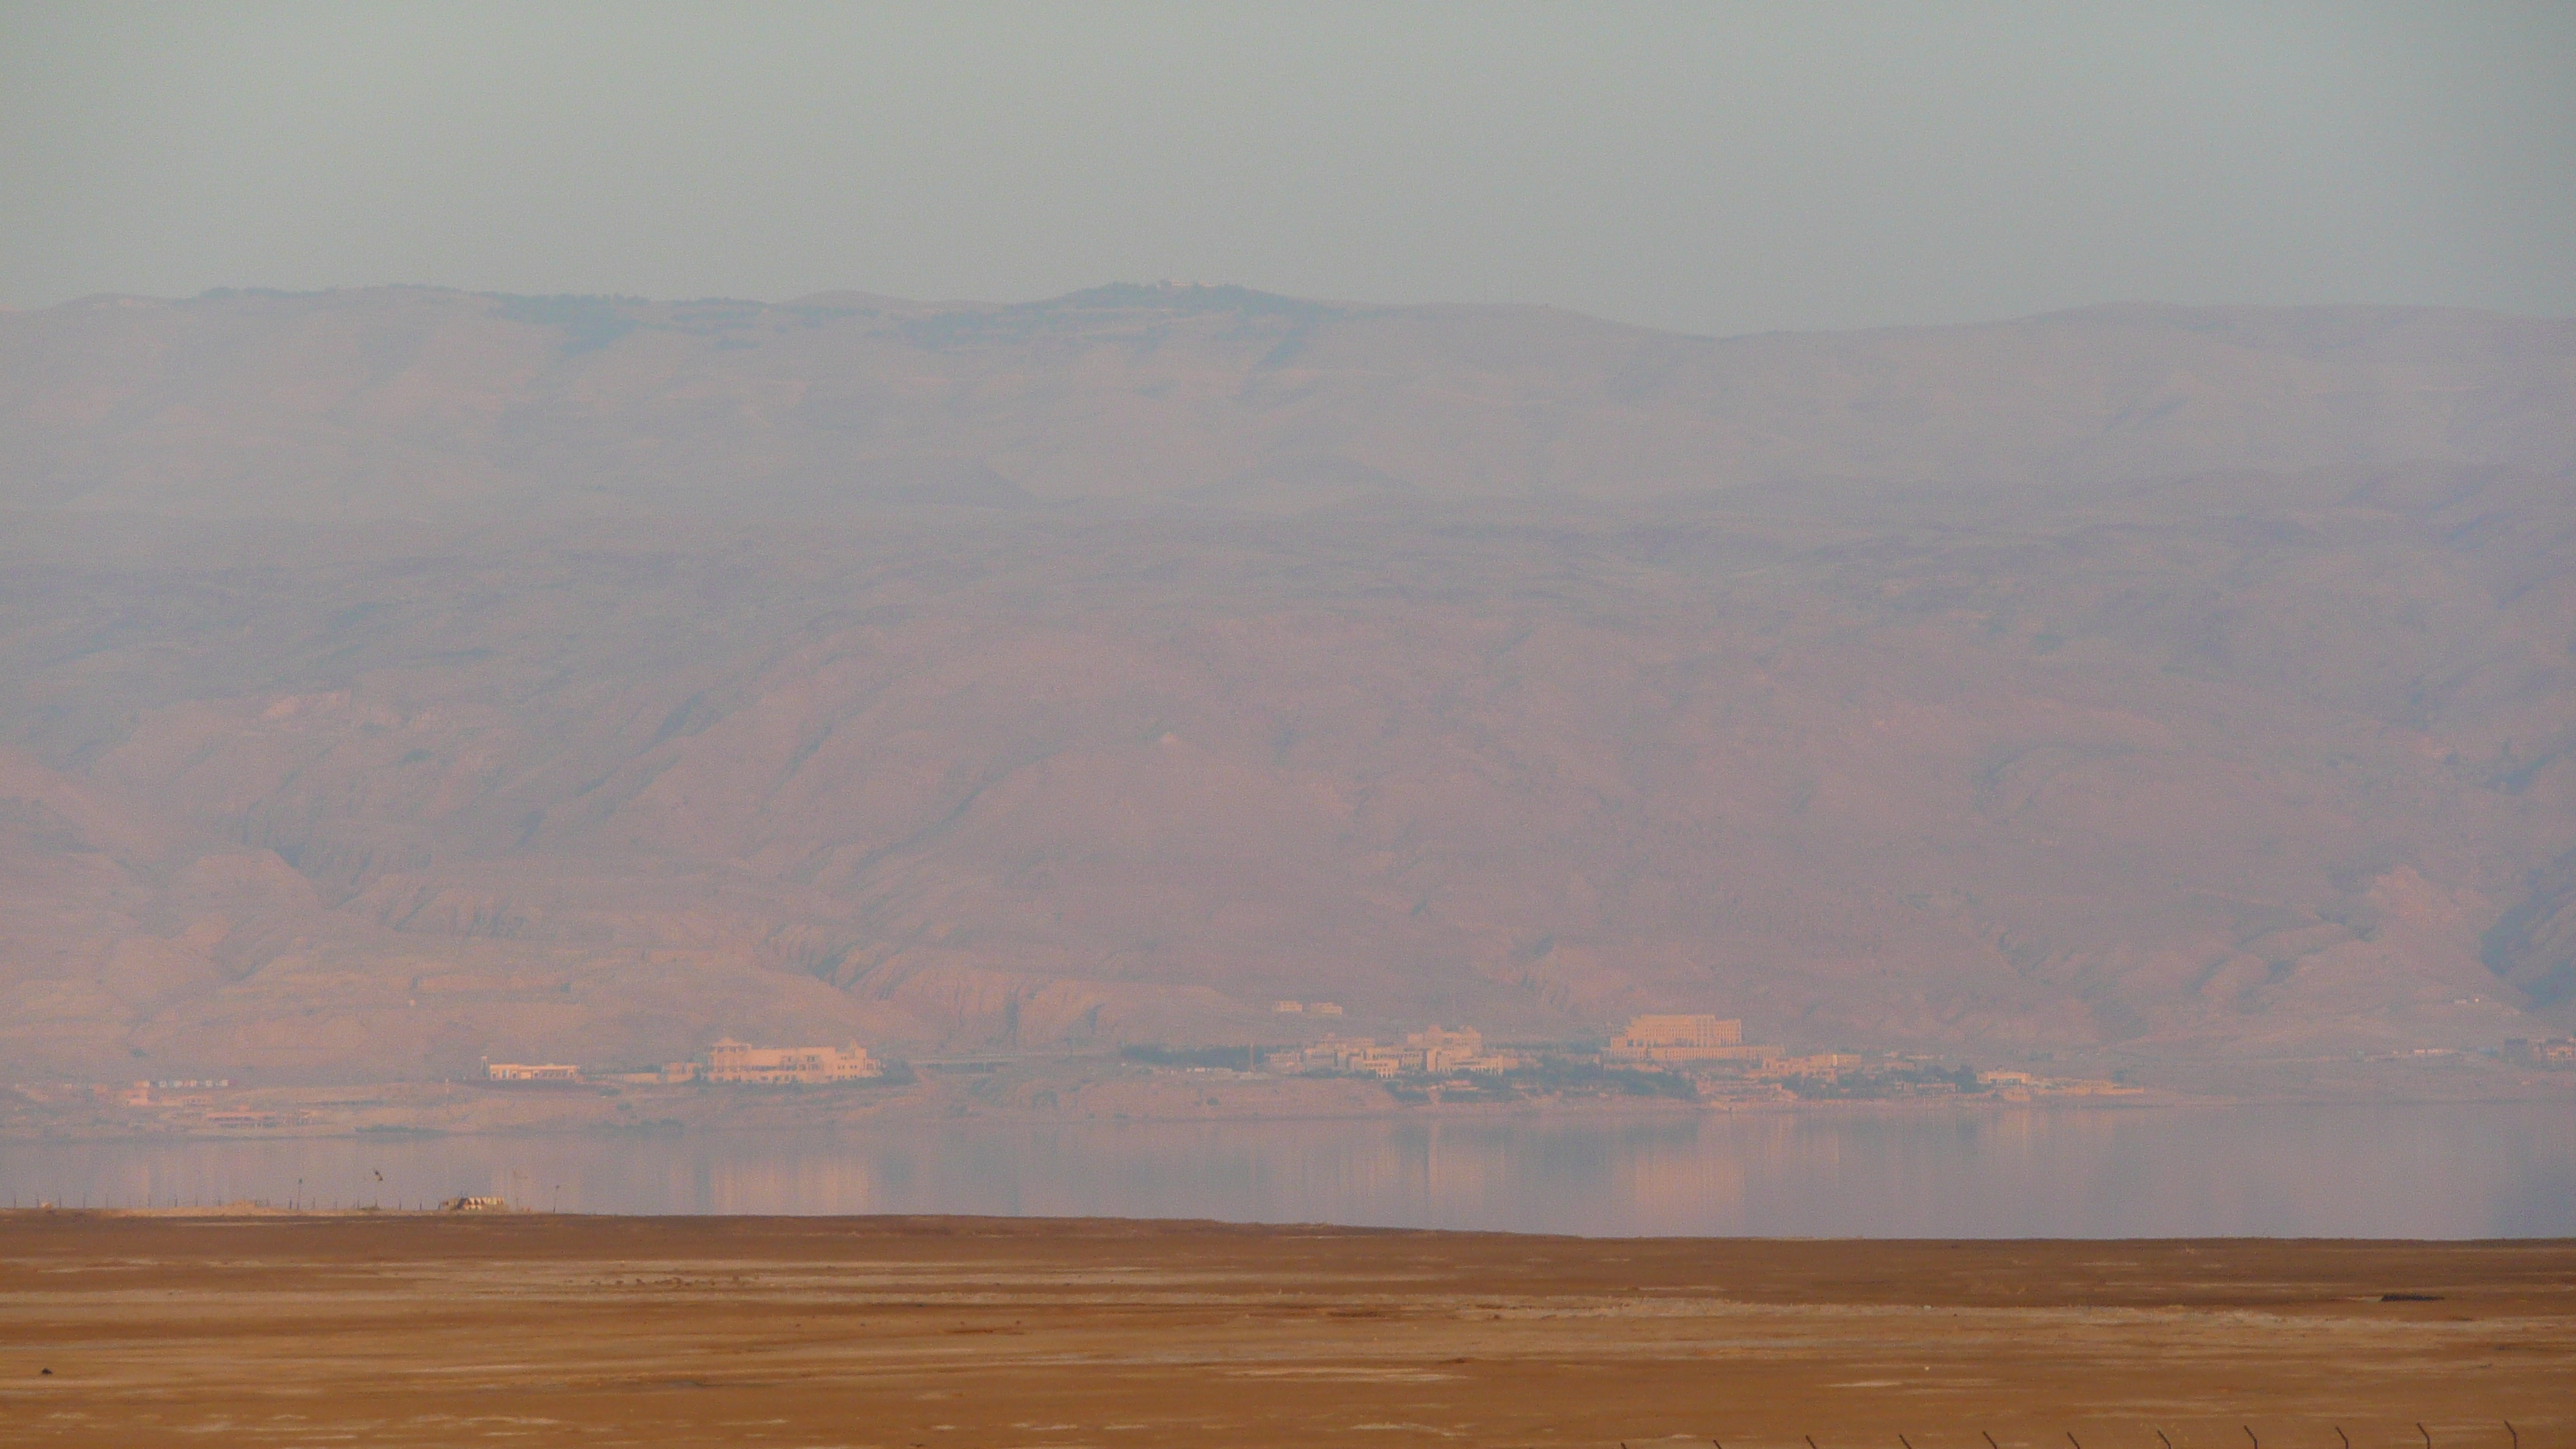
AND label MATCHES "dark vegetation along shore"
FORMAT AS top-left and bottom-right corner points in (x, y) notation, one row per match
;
(2, 1211), (2568, 1447)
